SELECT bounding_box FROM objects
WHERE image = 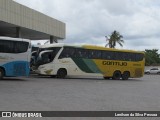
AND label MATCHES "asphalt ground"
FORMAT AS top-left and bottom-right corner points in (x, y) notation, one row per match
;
(0, 74), (160, 120)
